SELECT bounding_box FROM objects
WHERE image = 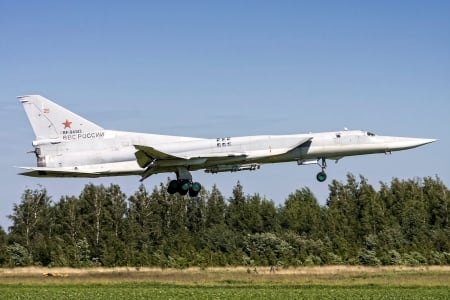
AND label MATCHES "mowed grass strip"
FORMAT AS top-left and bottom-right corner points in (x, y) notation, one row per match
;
(0, 283), (449, 300)
(1, 267), (449, 300)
